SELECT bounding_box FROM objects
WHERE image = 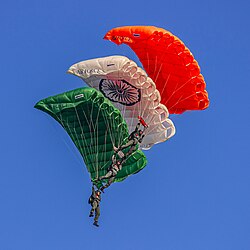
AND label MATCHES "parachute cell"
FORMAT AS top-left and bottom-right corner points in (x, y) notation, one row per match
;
(104, 26), (209, 114)
(68, 55), (175, 149)
(34, 87), (147, 182)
